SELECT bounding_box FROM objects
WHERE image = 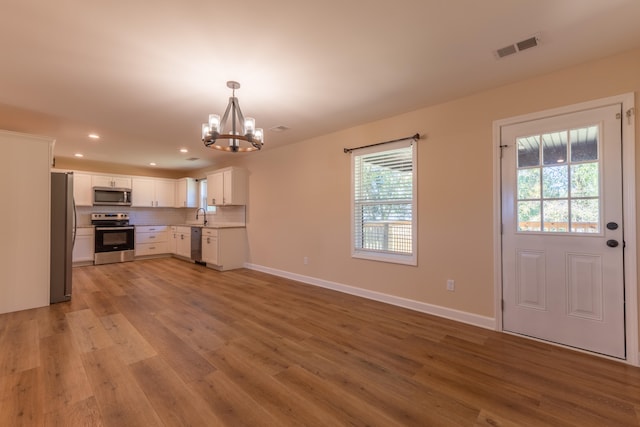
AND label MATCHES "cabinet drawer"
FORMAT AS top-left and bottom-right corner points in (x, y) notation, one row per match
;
(136, 225), (168, 233)
(136, 232), (167, 244)
(202, 229), (218, 237)
(135, 242), (169, 256)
